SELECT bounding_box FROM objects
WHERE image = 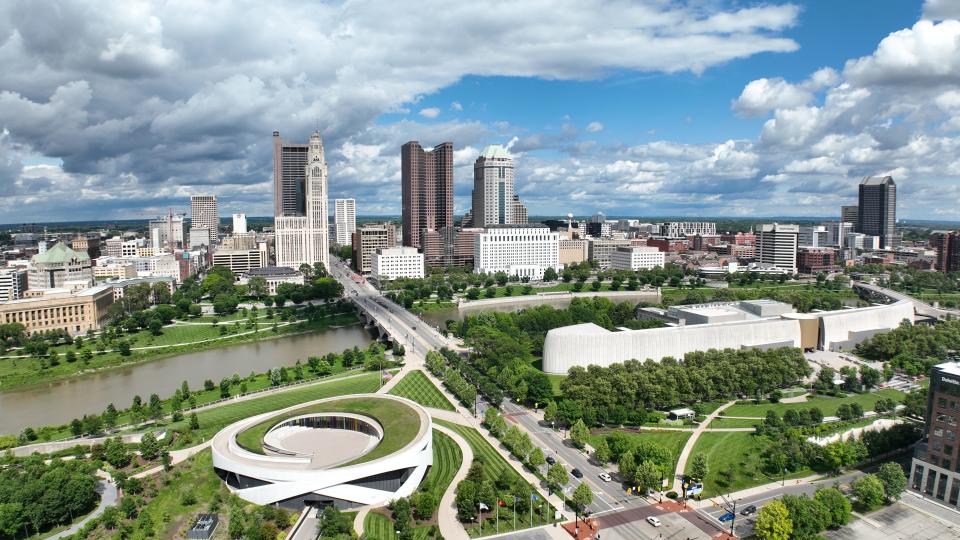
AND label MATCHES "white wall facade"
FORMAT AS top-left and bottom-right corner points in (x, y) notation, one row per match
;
(233, 213), (247, 234)
(334, 199), (356, 246)
(372, 247), (424, 280)
(474, 226), (559, 281)
(758, 223), (799, 273)
(472, 146), (515, 227)
(610, 246), (665, 271)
